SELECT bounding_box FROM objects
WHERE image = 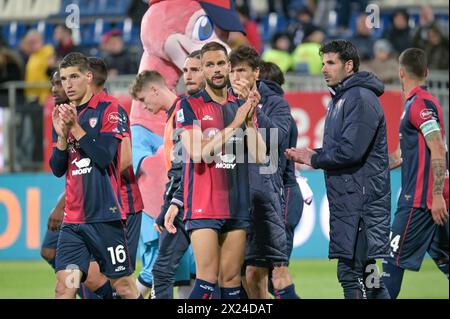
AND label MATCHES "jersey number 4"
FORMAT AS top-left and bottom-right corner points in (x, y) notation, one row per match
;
(389, 232), (401, 253)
